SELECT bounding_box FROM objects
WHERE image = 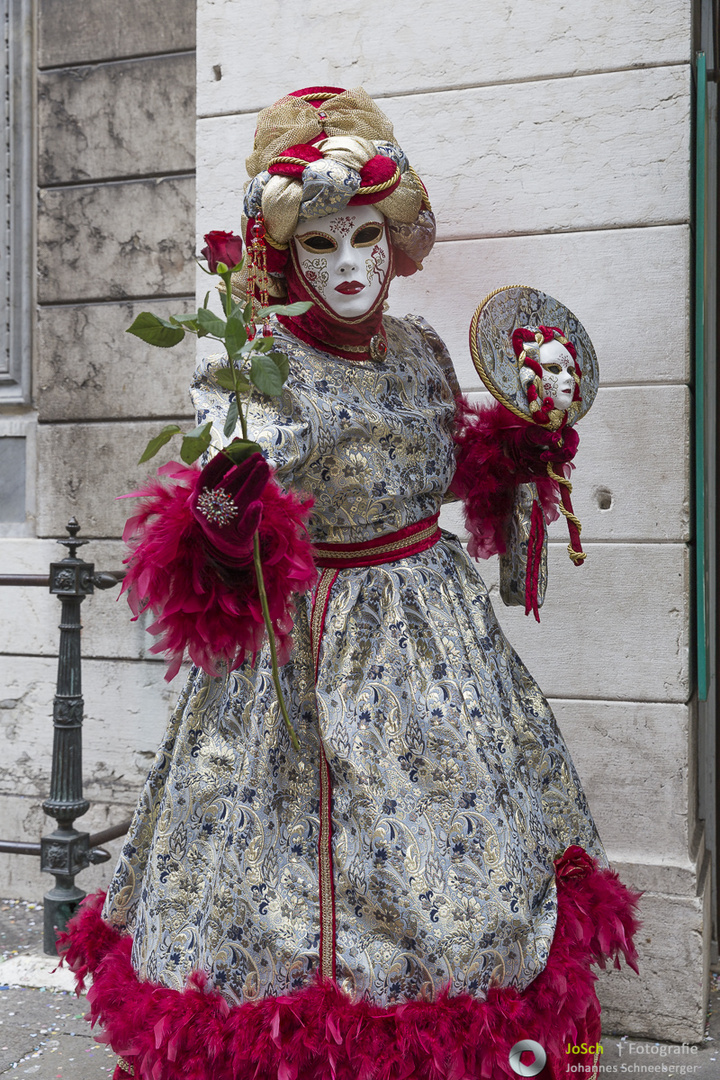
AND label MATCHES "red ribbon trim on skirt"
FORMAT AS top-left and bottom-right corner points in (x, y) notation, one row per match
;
(313, 513), (441, 569)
